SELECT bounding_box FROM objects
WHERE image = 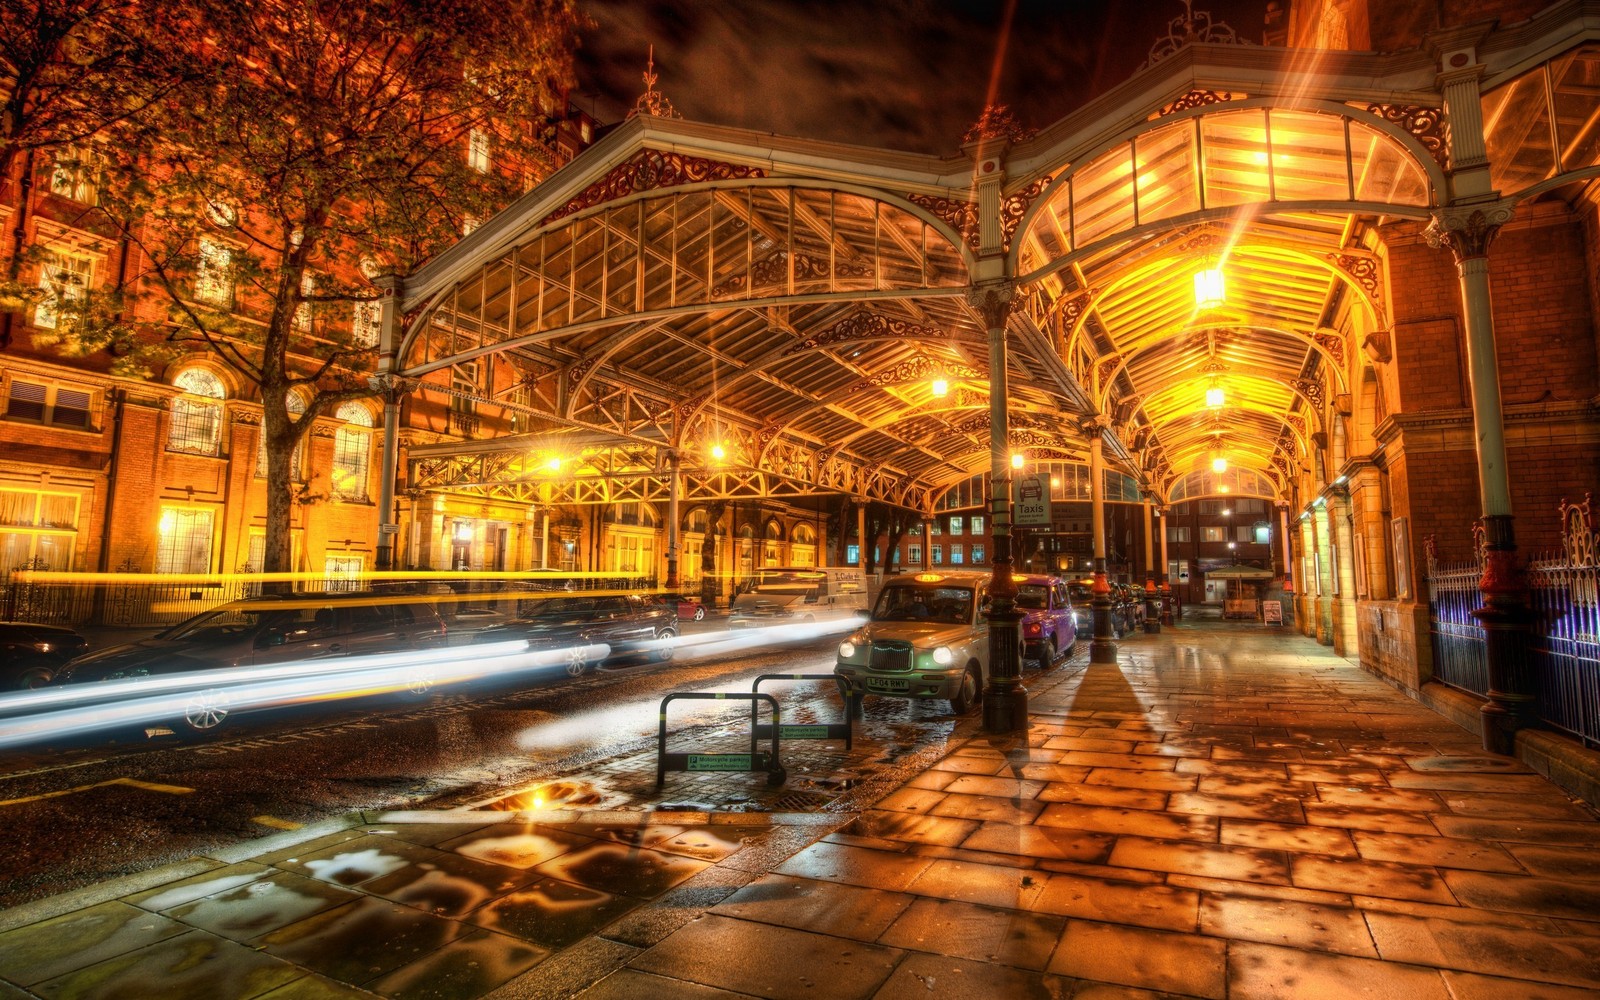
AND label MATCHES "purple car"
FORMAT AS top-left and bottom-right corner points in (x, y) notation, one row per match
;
(1013, 574), (1076, 667)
